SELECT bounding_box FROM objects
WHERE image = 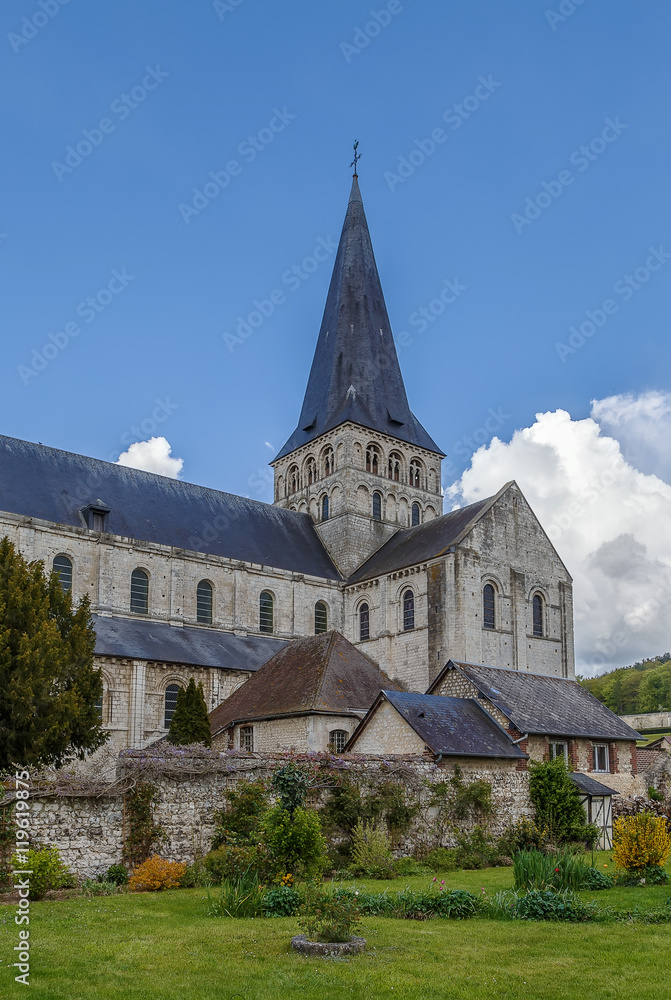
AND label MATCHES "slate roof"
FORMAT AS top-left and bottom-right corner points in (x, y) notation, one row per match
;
(428, 661), (642, 741)
(569, 773), (618, 797)
(209, 630), (399, 734)
(354, 691), (527, 758)
(0, 435), (339, 579)
(347, 493), (499, 582)
(275, 177), (442, 460)
(93, 615), (286, 671)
